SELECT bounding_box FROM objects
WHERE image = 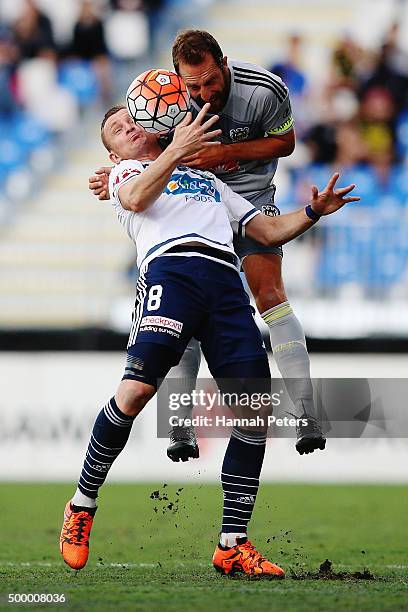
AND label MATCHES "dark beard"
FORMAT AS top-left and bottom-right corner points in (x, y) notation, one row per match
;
(192, 68), (231, 113)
